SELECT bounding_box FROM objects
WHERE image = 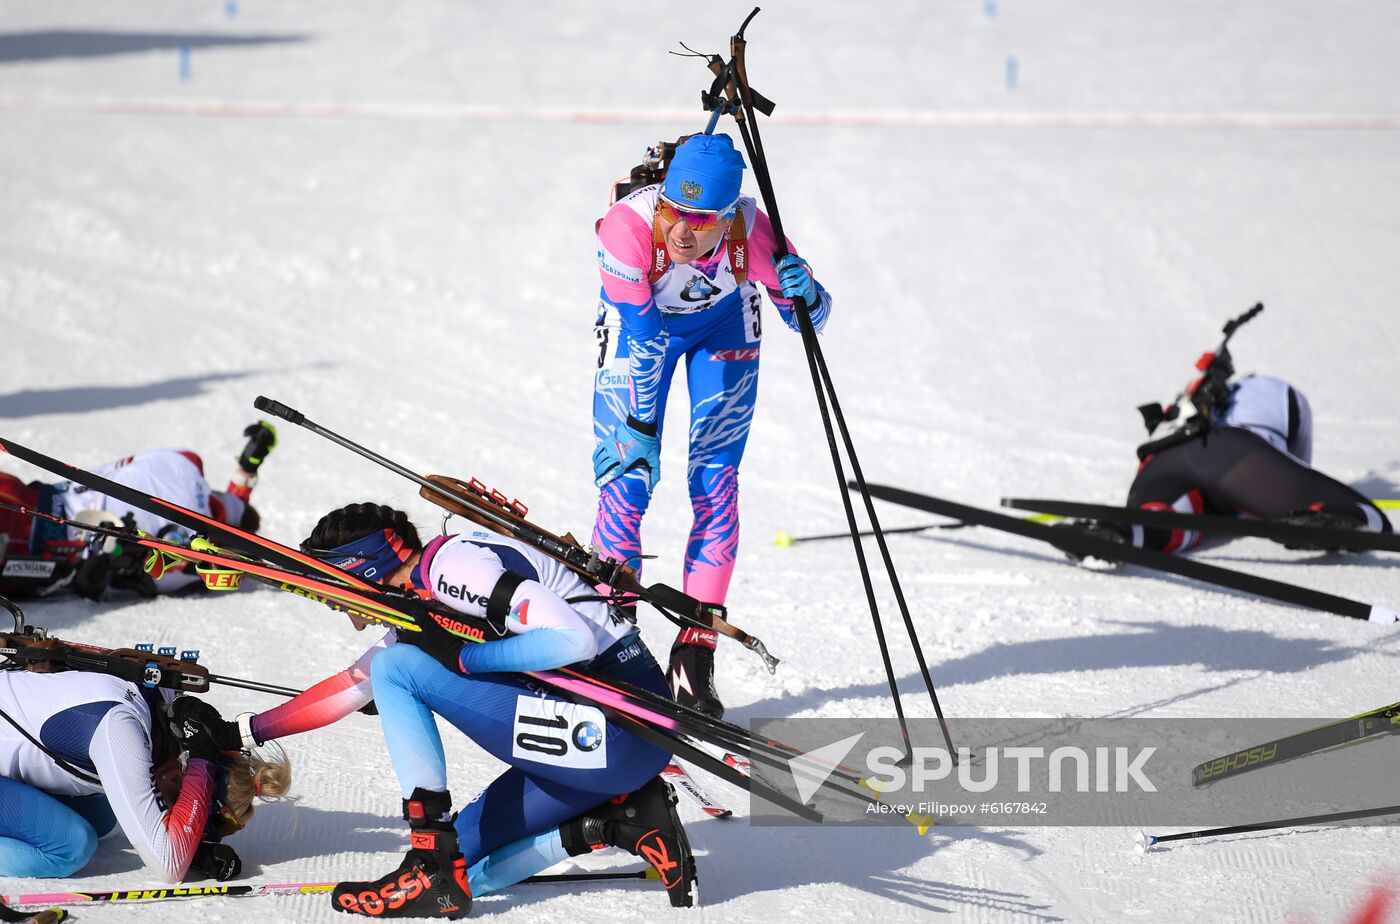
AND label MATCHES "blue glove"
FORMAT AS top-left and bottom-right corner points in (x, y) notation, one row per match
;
(776, 253), (818, 304)
(593, 417), (661, 490)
